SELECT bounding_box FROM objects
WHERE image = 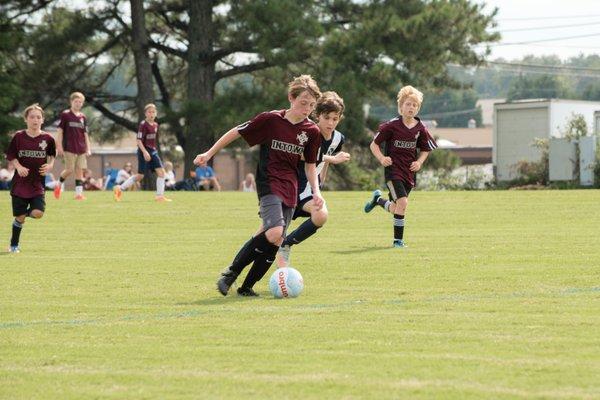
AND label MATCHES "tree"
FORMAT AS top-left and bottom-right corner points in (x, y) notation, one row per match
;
(507, 74), (573, 101)
(7, 0), (499, 172)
